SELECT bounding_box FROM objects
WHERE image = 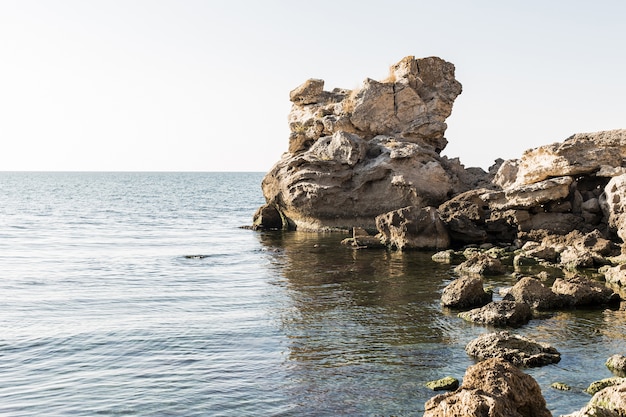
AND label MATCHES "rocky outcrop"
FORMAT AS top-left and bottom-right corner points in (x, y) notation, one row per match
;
(441, 276), (492, 308)
(254, 56), (486, 232)
(465, 331), (561, 367)
(424, 358), (551, 417)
